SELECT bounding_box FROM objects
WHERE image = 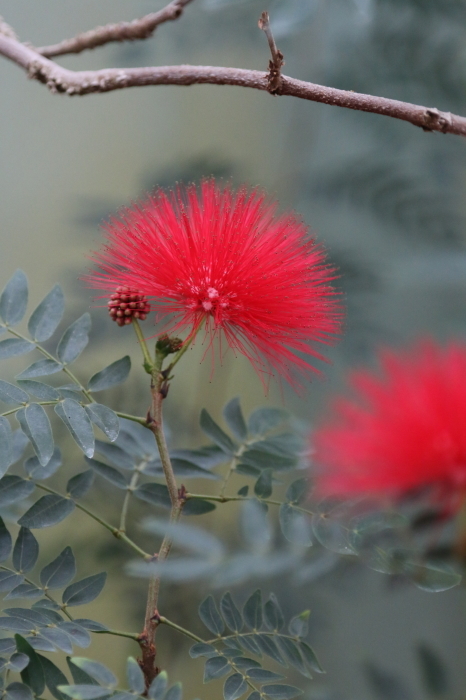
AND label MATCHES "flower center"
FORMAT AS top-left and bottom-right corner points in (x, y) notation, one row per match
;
(188, 285), (231, 316)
